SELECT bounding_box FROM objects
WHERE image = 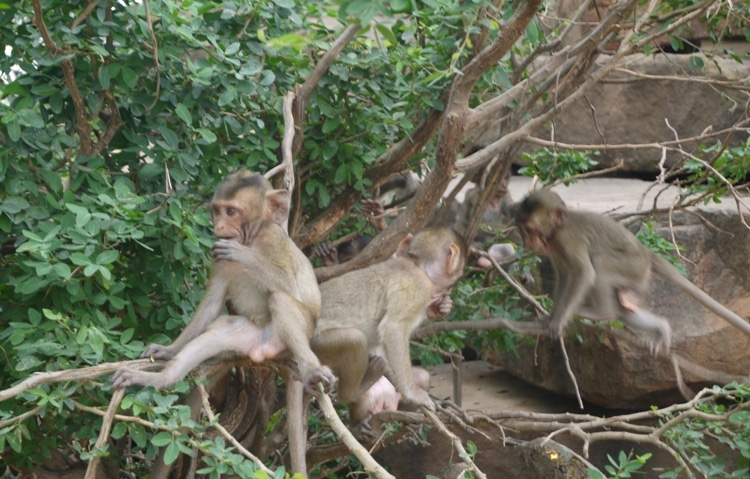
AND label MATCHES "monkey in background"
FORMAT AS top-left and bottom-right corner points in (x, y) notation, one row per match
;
(514, 189), (750, 354)
(313, 199), (388, 266)
(451, 169), (526, 274)
(311, 226), (467, 432)
(112, 170), (335, 394)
